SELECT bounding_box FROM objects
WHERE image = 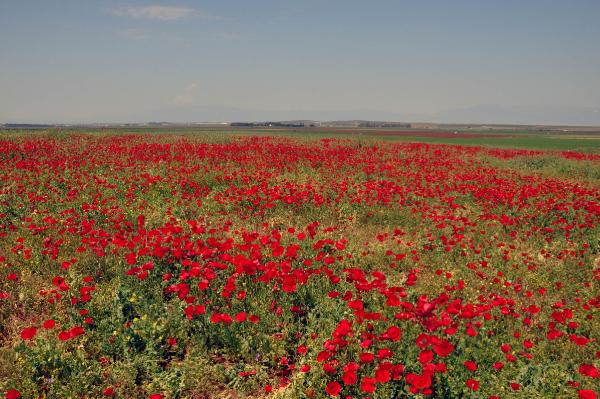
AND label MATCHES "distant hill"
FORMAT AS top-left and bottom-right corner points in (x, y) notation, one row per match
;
(2, 105), (600, 128)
